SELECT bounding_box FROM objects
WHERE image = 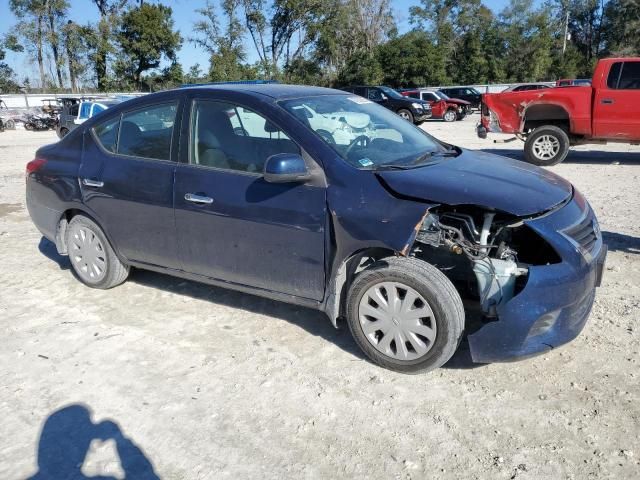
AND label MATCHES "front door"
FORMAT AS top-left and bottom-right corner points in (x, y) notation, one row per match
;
(78, 100), (182, 269)
(174, 98), (327, 301)
(593, 60), (640, 140)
